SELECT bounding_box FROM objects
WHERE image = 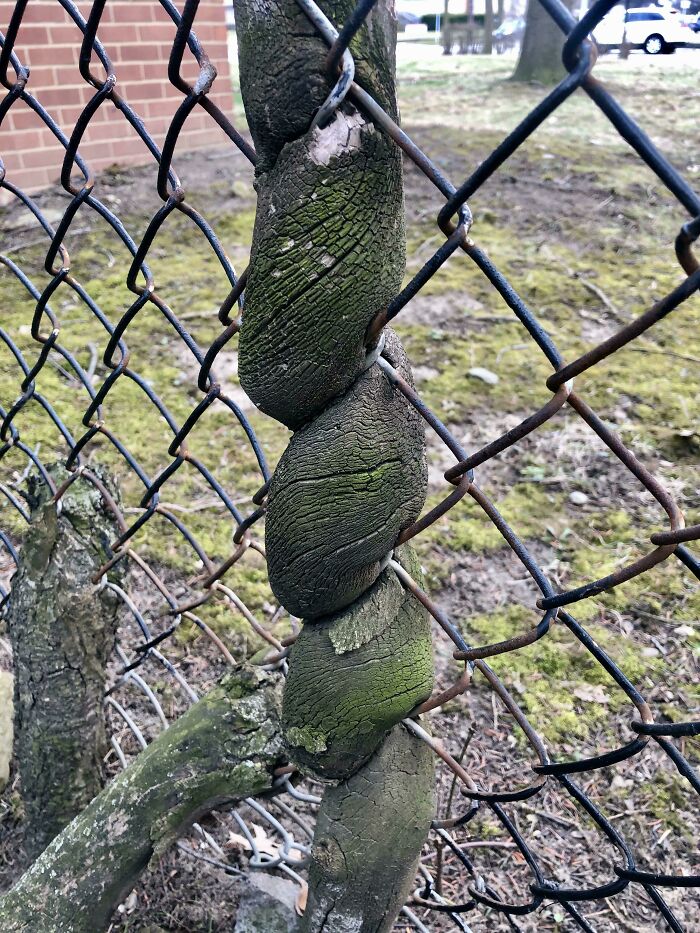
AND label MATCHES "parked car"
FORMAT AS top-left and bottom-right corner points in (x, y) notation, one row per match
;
(397, 11), (422, 30)
(492, 17), (525, 53)
(594, 8), (688, 54)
